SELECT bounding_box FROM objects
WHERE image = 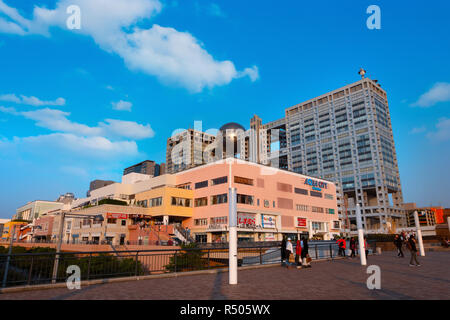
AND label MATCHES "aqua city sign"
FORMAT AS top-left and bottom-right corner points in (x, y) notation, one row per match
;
(304, 178), (327, 192)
